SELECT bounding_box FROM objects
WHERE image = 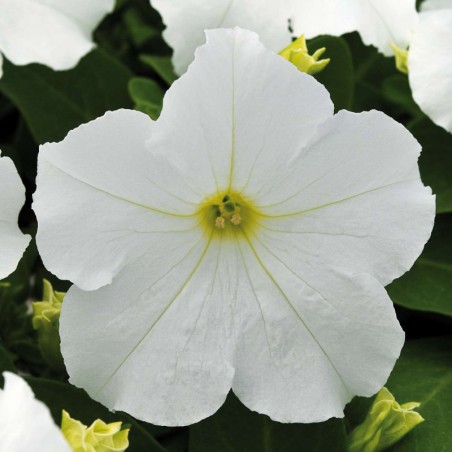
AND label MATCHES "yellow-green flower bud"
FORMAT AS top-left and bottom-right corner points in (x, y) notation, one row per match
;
(279, 35), (330, 75)
(32, 279), (65, 372)
(348, 387), (424, 452)
(61, 410), (130, 452)
(390, 43), (409, 75)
